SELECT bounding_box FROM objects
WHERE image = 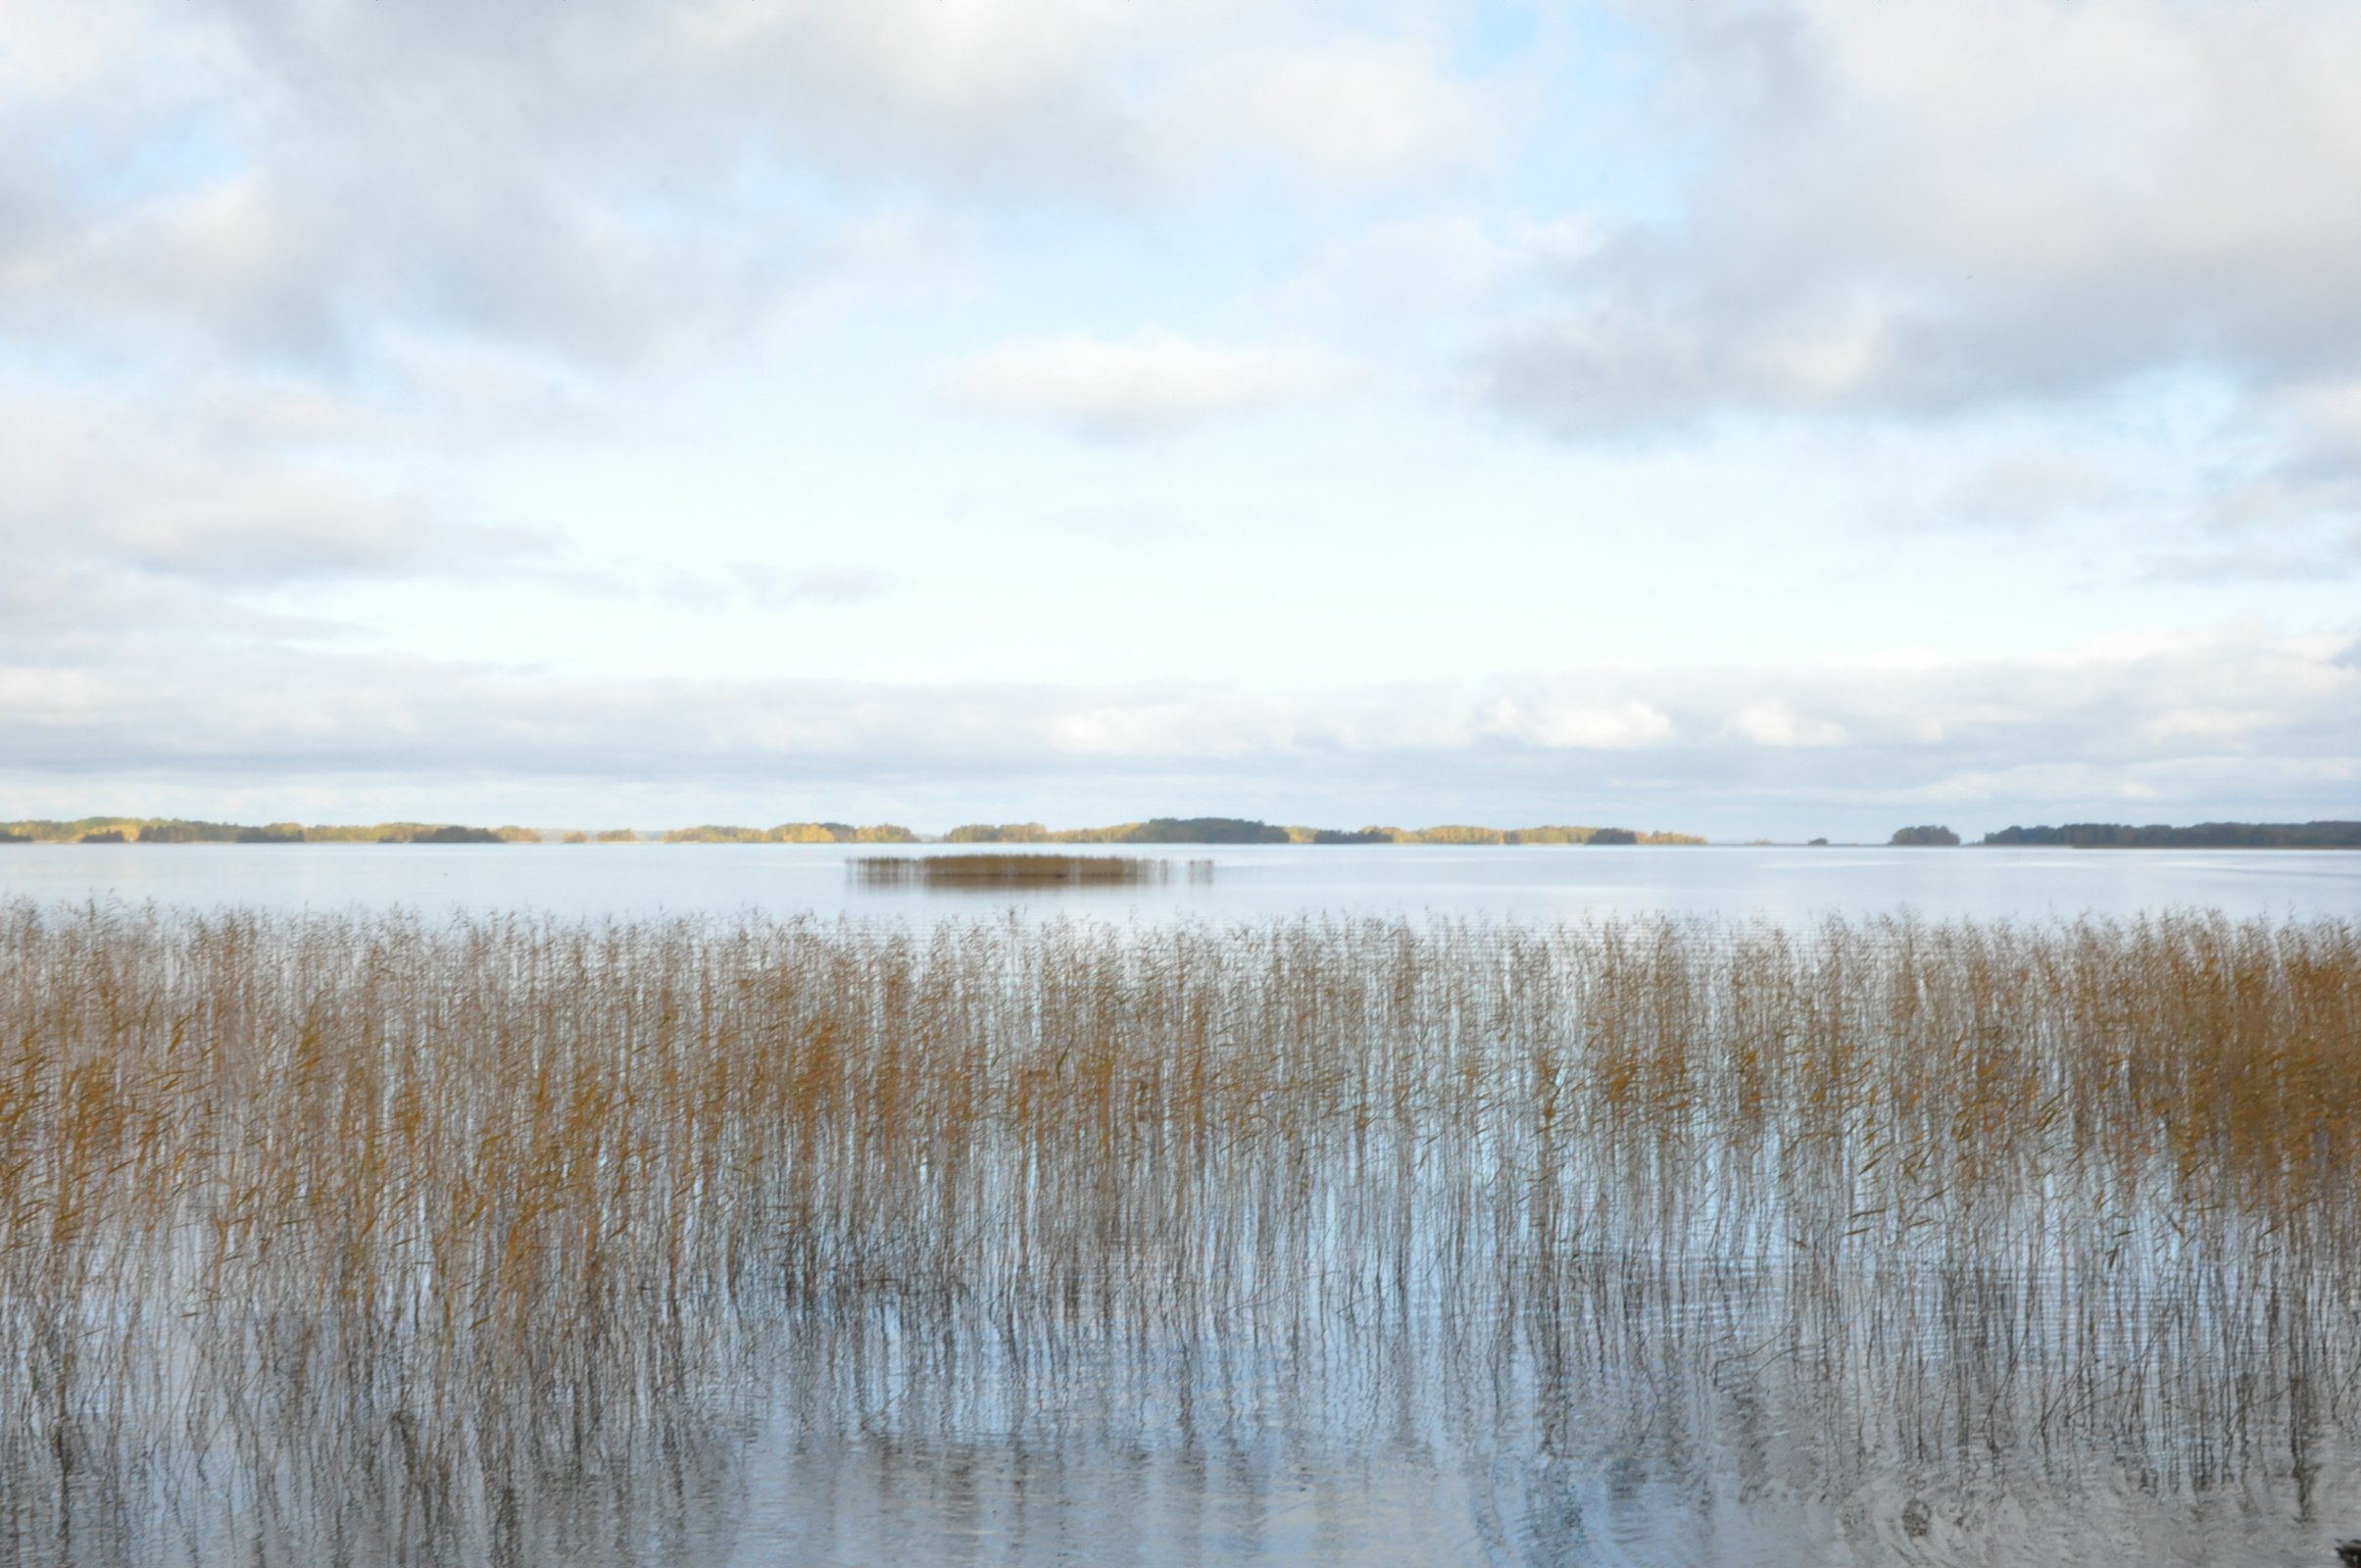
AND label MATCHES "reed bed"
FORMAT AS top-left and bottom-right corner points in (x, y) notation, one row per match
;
(1, 902), (2357, 1562)
(852, 853), (1211, 887)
